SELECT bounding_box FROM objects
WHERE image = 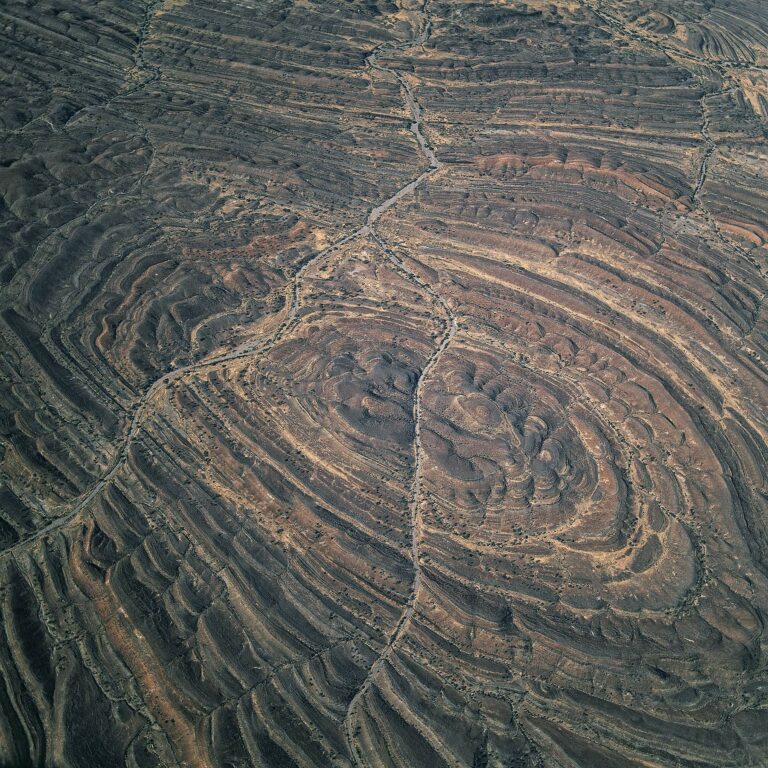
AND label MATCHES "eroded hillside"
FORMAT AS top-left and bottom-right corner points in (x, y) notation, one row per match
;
(1, 1), (767, 766)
